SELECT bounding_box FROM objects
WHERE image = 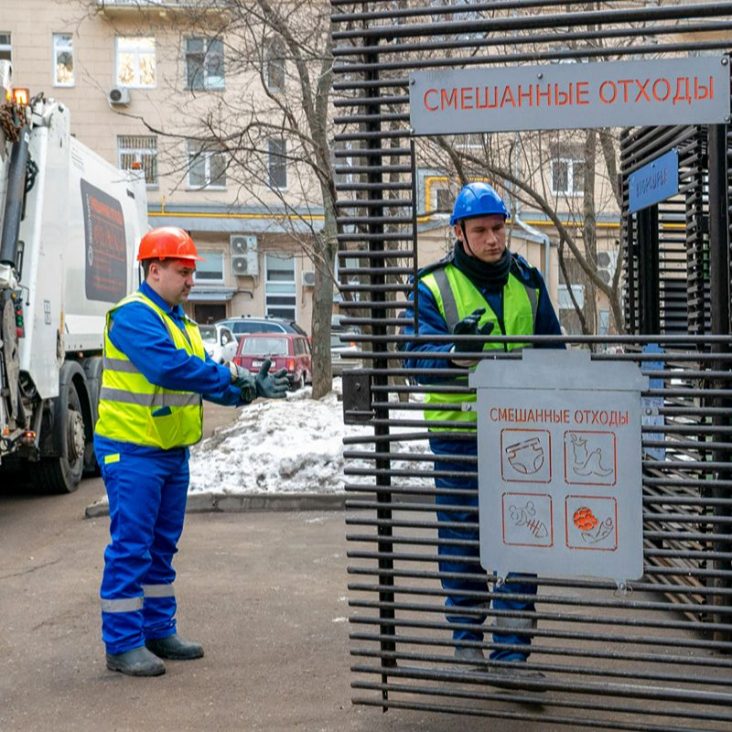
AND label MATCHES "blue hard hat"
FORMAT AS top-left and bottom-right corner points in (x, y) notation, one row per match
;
(449, 182), (509, 226)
